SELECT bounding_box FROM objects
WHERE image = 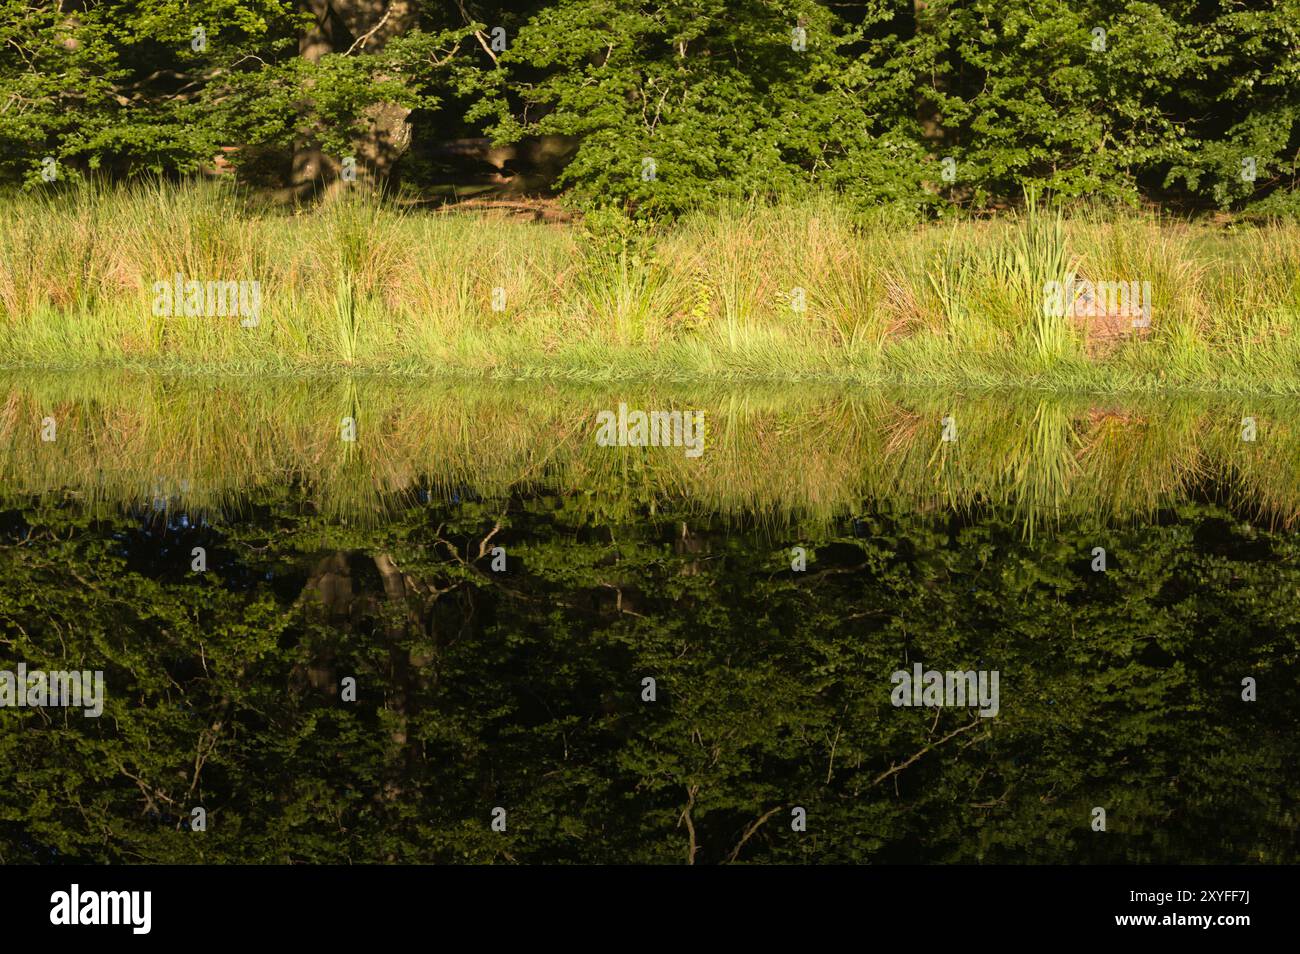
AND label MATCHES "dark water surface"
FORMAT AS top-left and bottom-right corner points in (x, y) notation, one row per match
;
(2, 374), (1297, 863)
